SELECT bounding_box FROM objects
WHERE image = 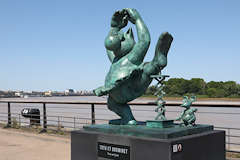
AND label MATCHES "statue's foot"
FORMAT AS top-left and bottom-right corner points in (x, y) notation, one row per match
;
(127, 120), (137, 125)
(109, 119), (137, 125)
(144, 32), (173, 76)
(109, 119), (122, 125)
(160, 116), (167, 121)
(179, 123), (185, 127)
(187, 122), (196, 127)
